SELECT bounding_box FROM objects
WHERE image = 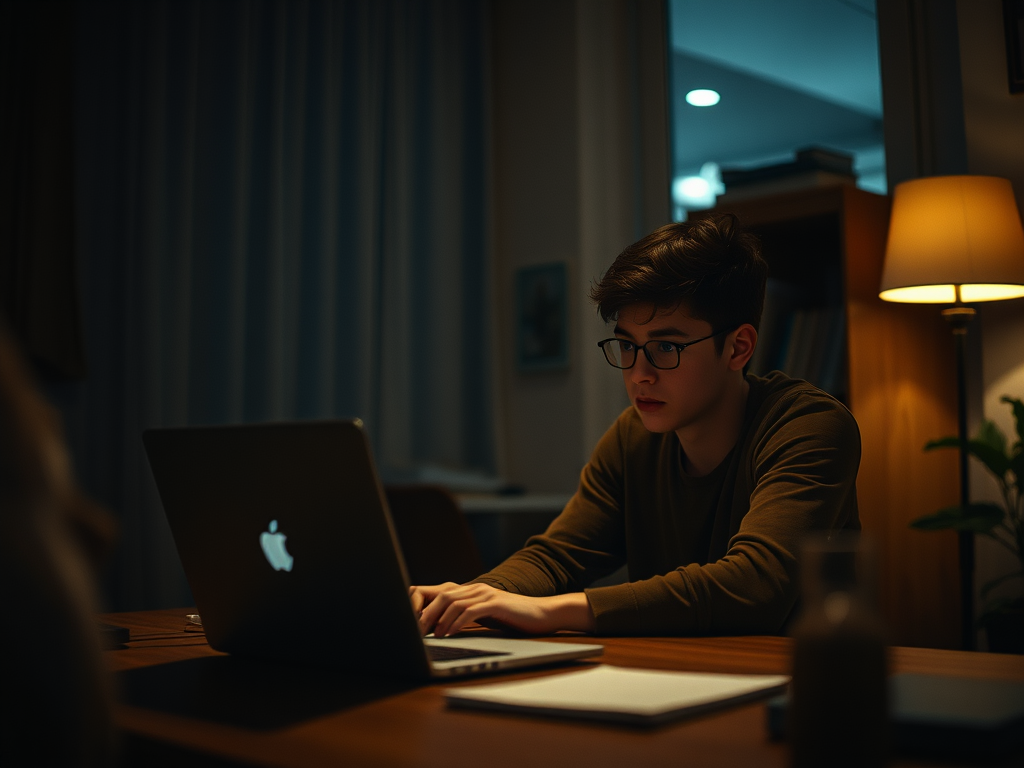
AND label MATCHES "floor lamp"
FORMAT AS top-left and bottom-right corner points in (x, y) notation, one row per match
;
(879, 175), (1024, 651)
